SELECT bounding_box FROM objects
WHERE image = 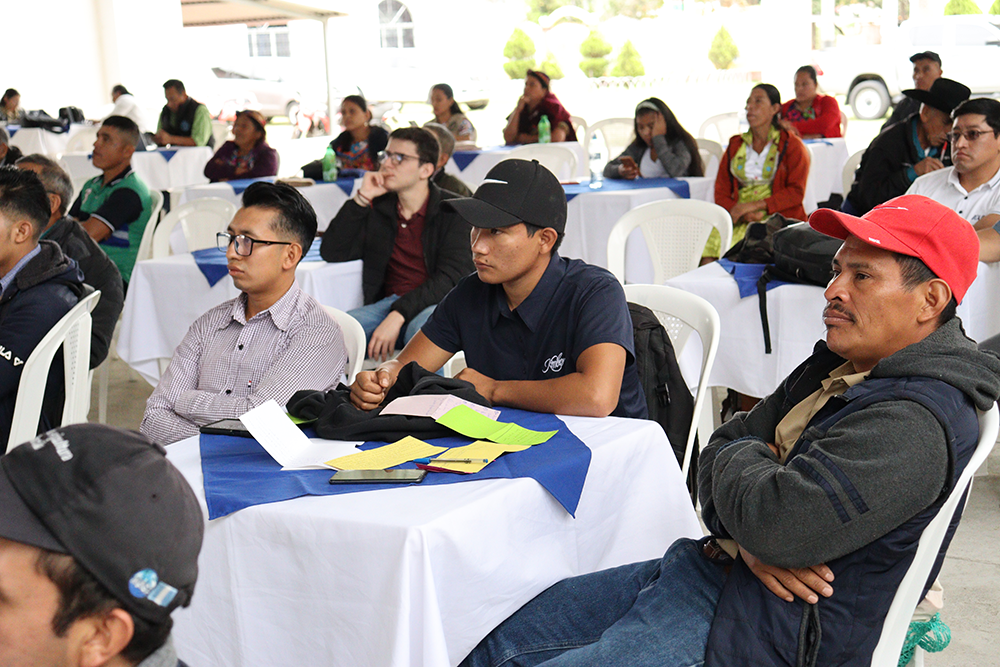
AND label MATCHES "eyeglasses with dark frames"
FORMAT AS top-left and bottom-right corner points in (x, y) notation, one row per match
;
(377, 150), (422, 166)
(217, 232), (292, 257)
(945, 128), (998, 144)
